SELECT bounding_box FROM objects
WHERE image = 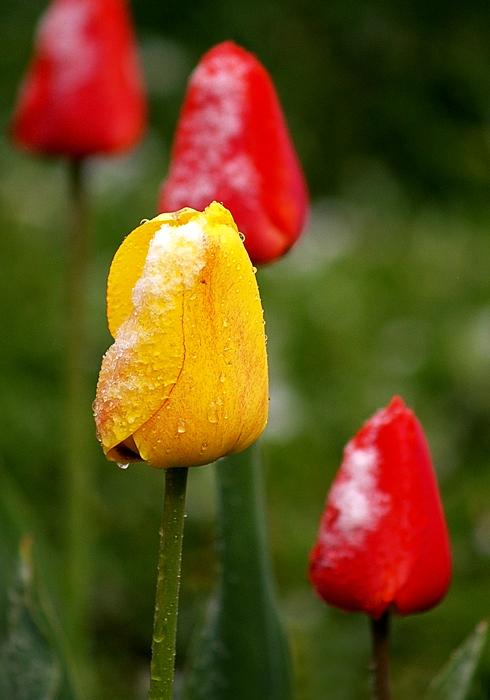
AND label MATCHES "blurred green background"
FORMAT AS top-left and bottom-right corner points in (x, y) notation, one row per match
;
(2, 0), (490, 698)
